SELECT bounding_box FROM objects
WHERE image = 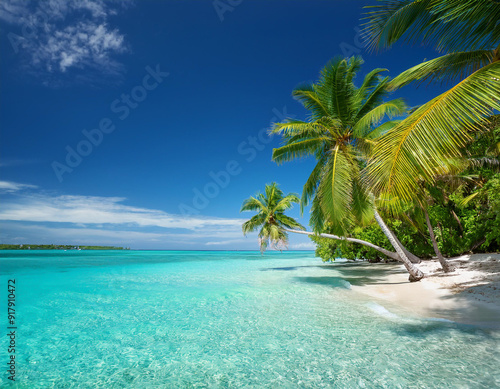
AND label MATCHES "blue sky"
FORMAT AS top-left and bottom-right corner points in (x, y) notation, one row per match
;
(0, 0), (447, 250)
